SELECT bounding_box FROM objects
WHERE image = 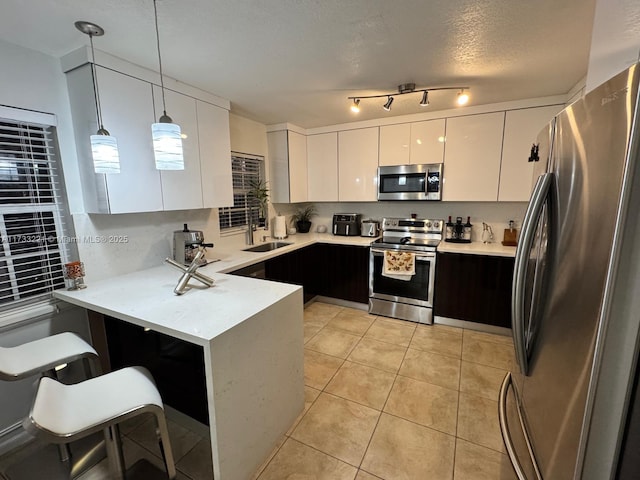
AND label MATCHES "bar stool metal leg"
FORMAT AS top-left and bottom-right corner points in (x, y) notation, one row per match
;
(104, 425), (126, 480)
